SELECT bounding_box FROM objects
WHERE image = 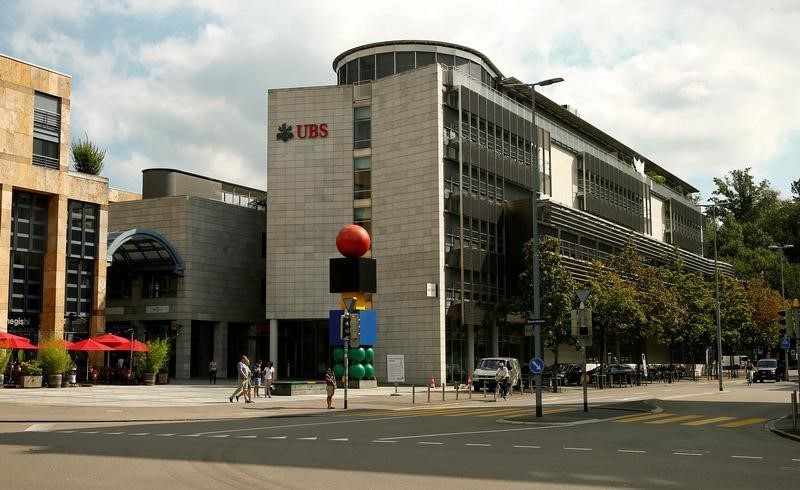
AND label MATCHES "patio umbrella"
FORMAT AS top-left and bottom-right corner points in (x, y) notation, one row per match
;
(91, 333), (131, 348)
(69, 338), (113, 383)
(0, 332), (38, 350)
